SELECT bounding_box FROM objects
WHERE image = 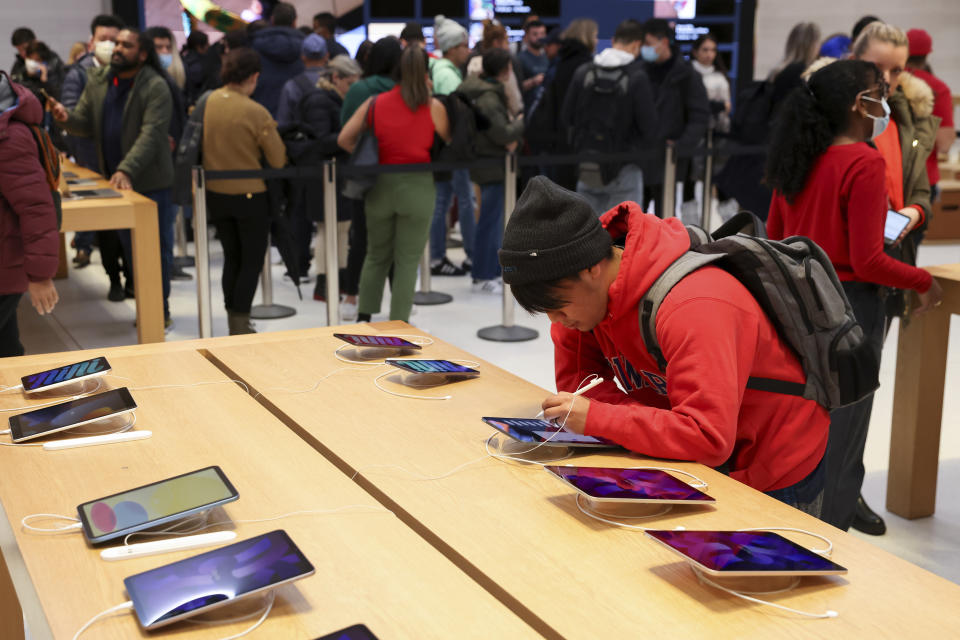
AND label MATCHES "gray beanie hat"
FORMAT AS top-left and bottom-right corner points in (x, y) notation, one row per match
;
(434, 15), (468, 52)
(499, 177), (612, 286)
